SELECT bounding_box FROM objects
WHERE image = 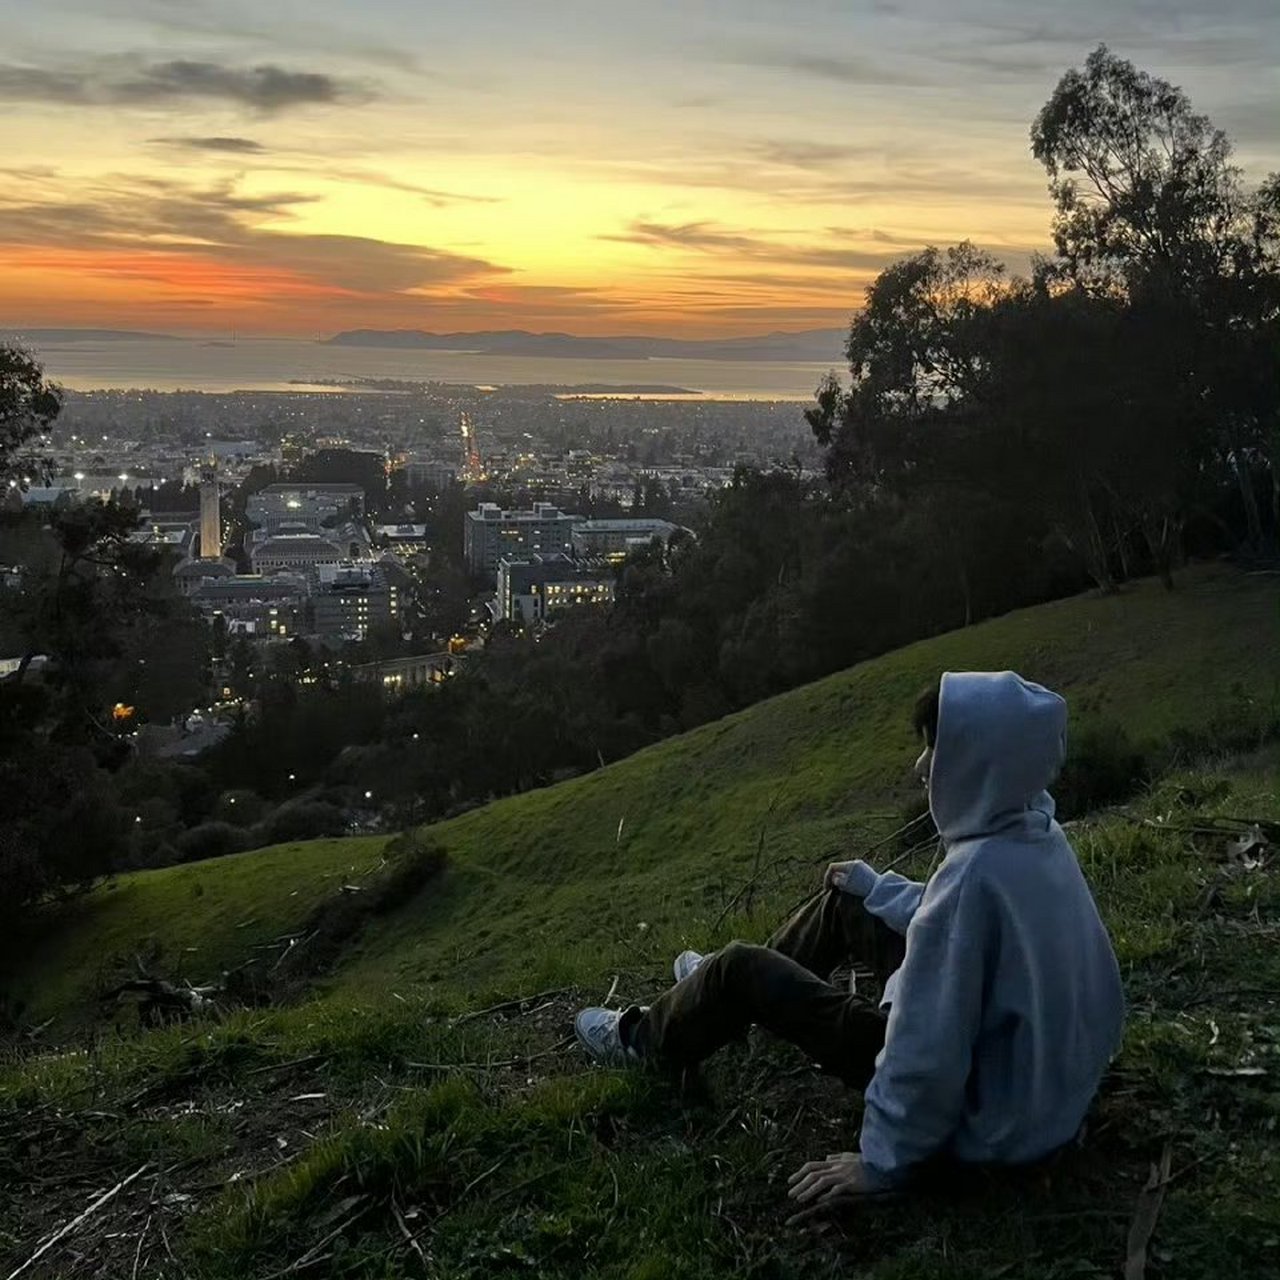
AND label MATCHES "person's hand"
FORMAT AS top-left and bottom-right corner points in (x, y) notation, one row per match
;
(786, 1152), (885, 1225)
(824, 861), (859, 891)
